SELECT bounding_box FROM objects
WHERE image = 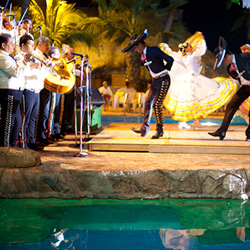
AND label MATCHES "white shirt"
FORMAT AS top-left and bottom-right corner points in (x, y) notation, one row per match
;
(0, 49), (25, 90)
(15, 51), (49, 92)
(99, 86), (112, 96)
